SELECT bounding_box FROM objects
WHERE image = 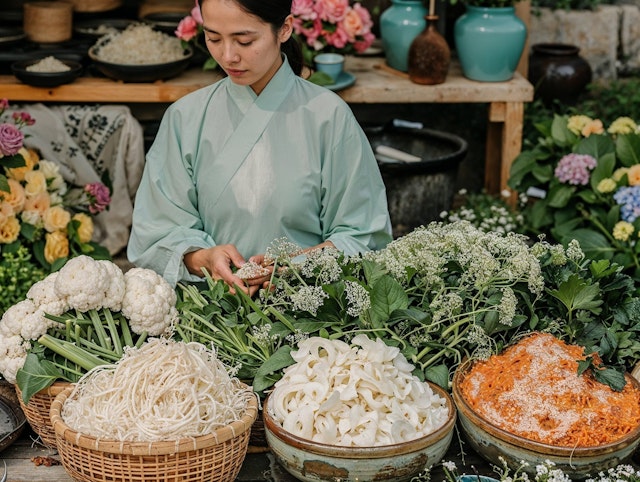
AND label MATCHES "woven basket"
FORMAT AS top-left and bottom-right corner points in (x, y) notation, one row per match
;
(50, 385), (259, 482)
(66, 0), (123, 12)
(15, 381), (72, 449)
